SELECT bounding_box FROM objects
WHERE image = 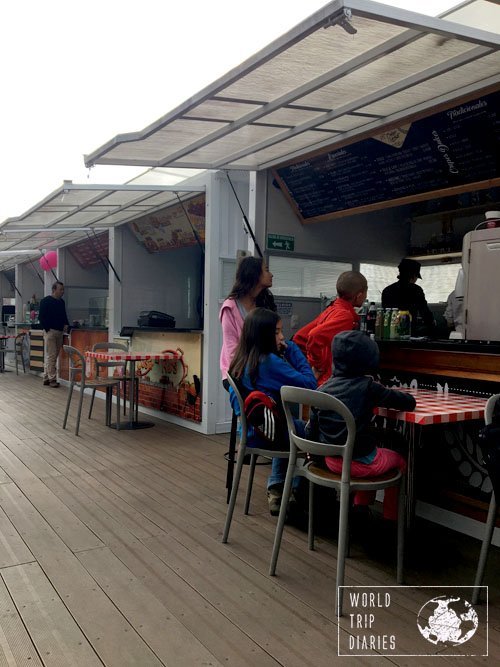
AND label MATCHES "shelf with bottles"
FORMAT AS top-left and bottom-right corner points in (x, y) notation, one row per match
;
(25, 294), (40, 325)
